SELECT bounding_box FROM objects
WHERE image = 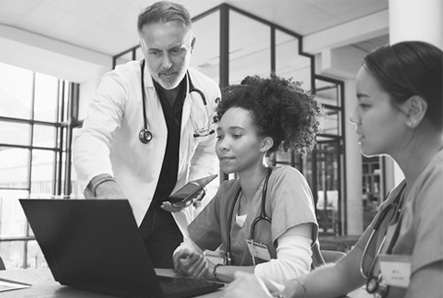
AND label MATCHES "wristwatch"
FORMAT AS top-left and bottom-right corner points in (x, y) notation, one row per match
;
(86, 174), (115, 197)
